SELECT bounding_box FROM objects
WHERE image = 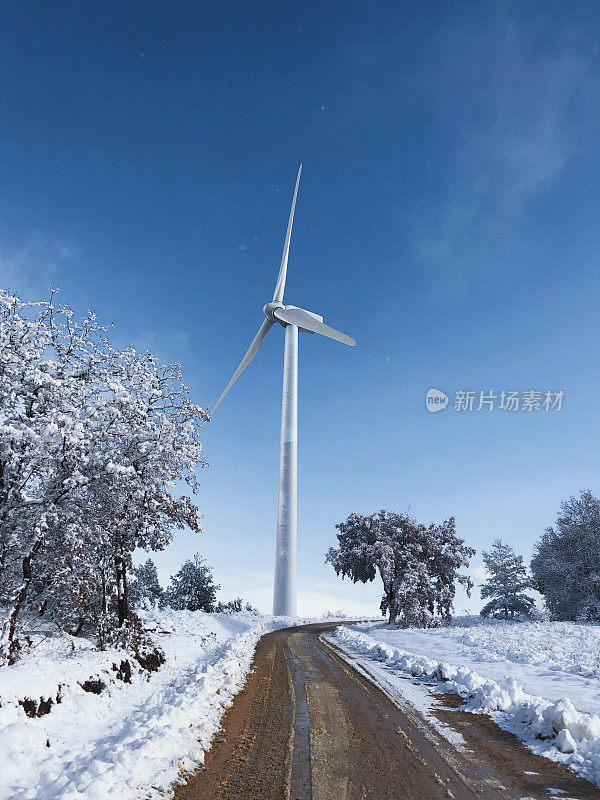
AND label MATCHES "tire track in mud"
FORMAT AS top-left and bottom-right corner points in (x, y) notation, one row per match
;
(174, 622), (600, 800)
